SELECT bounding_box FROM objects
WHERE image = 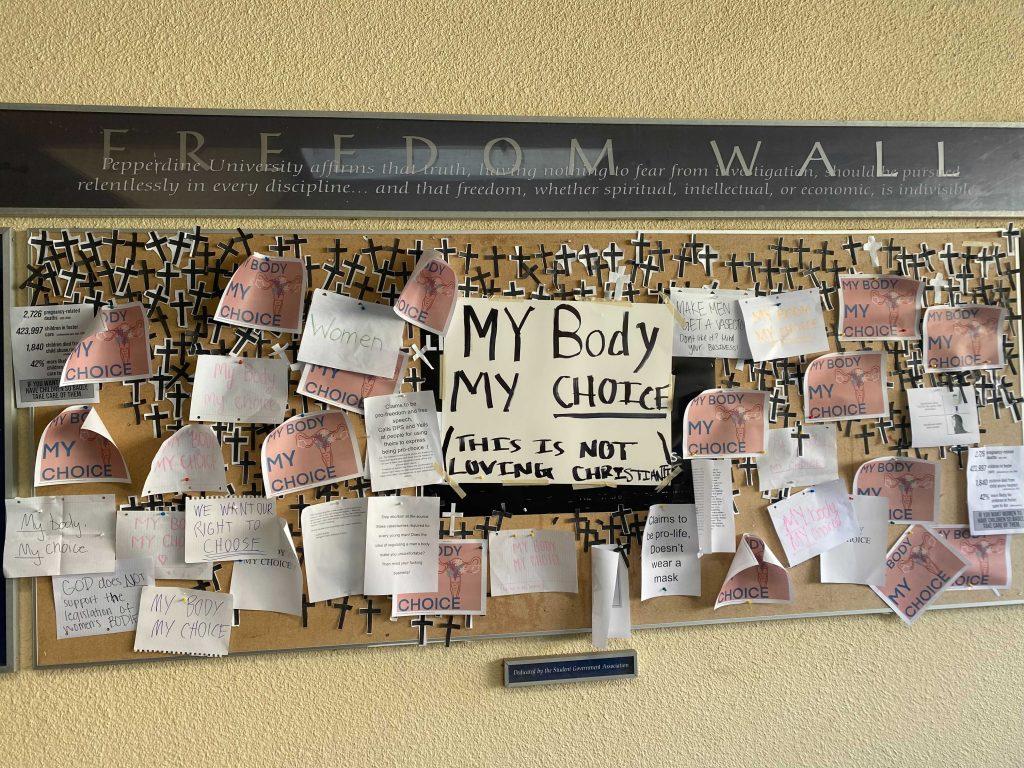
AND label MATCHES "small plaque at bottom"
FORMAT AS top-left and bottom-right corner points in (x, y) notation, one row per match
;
(503, 650), (637, 687)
